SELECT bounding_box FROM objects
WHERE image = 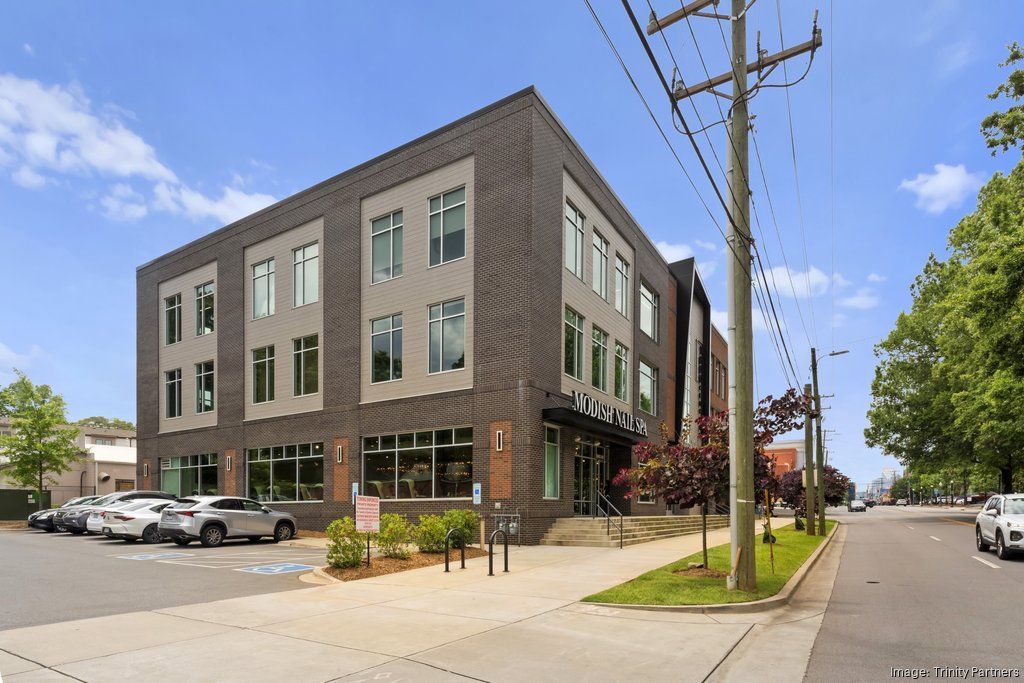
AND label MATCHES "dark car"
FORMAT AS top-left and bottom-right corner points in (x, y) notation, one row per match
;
(56, 491), (176, 534)
(28, 496), (99, 532)
(864, 499), (877, 508)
